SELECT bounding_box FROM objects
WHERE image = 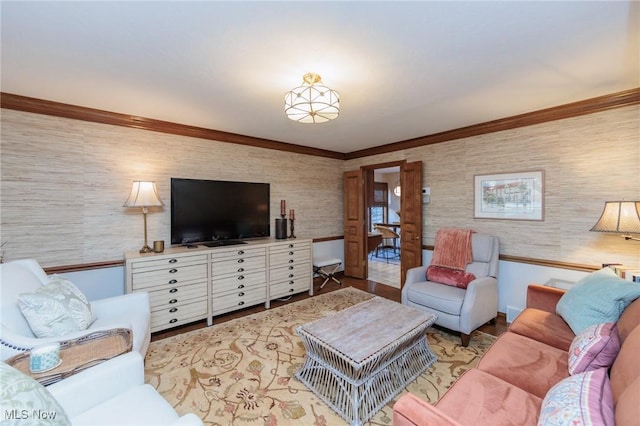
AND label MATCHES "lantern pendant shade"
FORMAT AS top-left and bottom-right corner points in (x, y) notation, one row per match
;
(285, 73), (340, 124)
